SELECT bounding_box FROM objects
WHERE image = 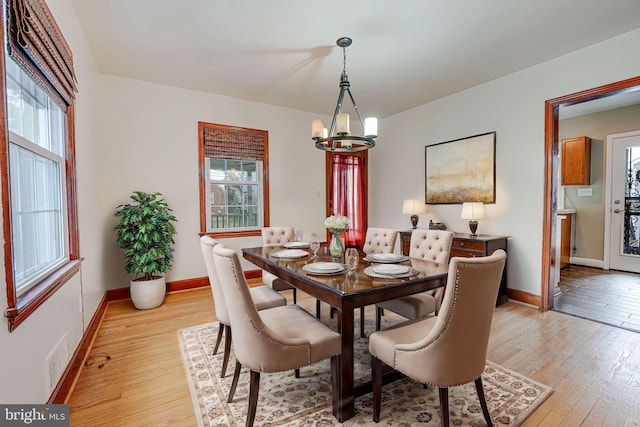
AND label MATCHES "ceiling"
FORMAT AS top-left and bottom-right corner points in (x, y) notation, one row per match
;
(70, 0), (640, 119)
